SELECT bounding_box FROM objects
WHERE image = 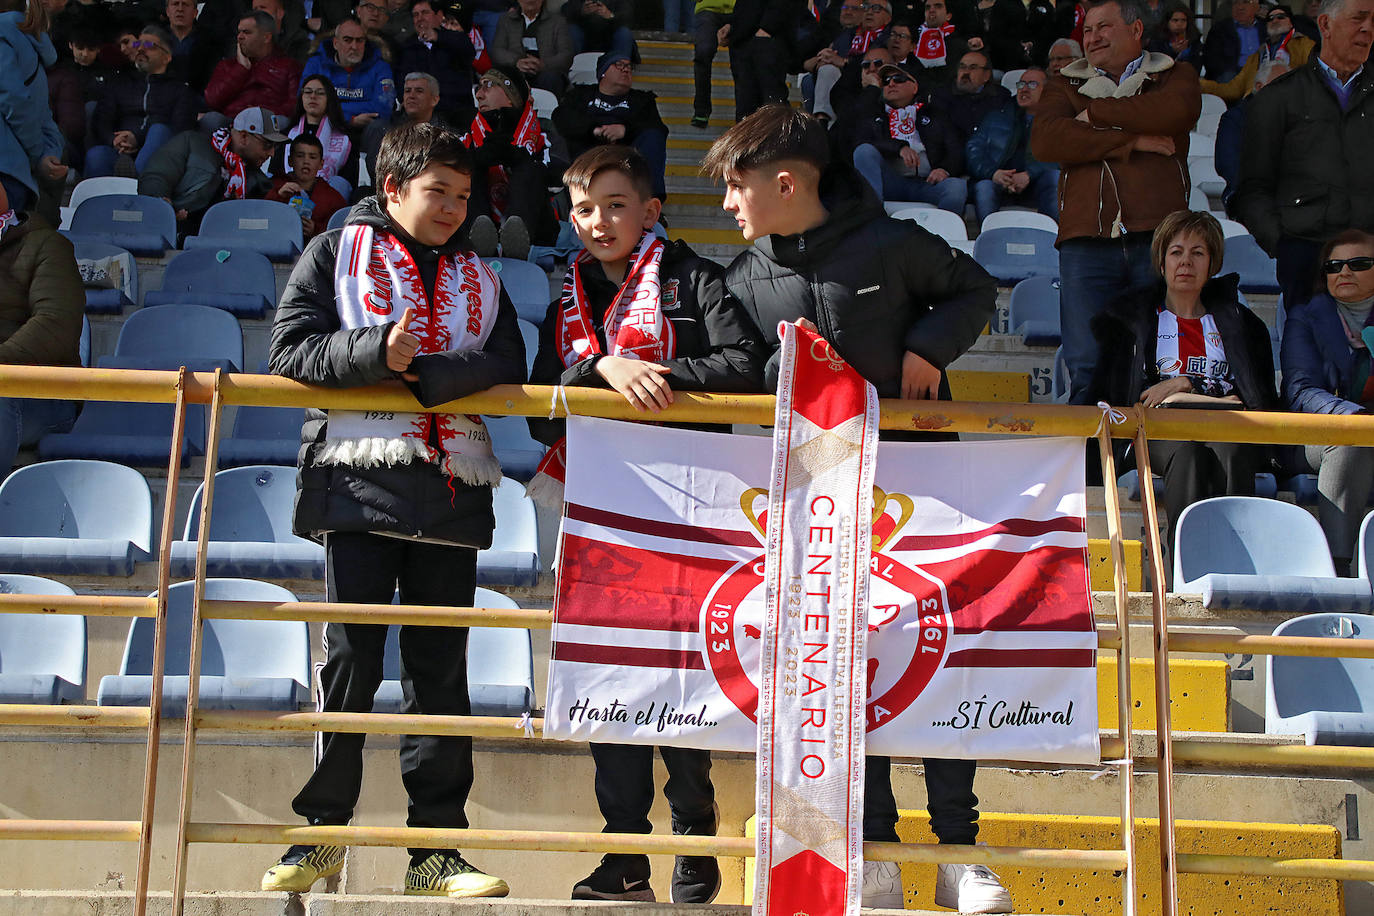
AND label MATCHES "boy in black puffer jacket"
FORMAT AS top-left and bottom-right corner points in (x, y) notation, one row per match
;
(265, 121), (526, 899)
